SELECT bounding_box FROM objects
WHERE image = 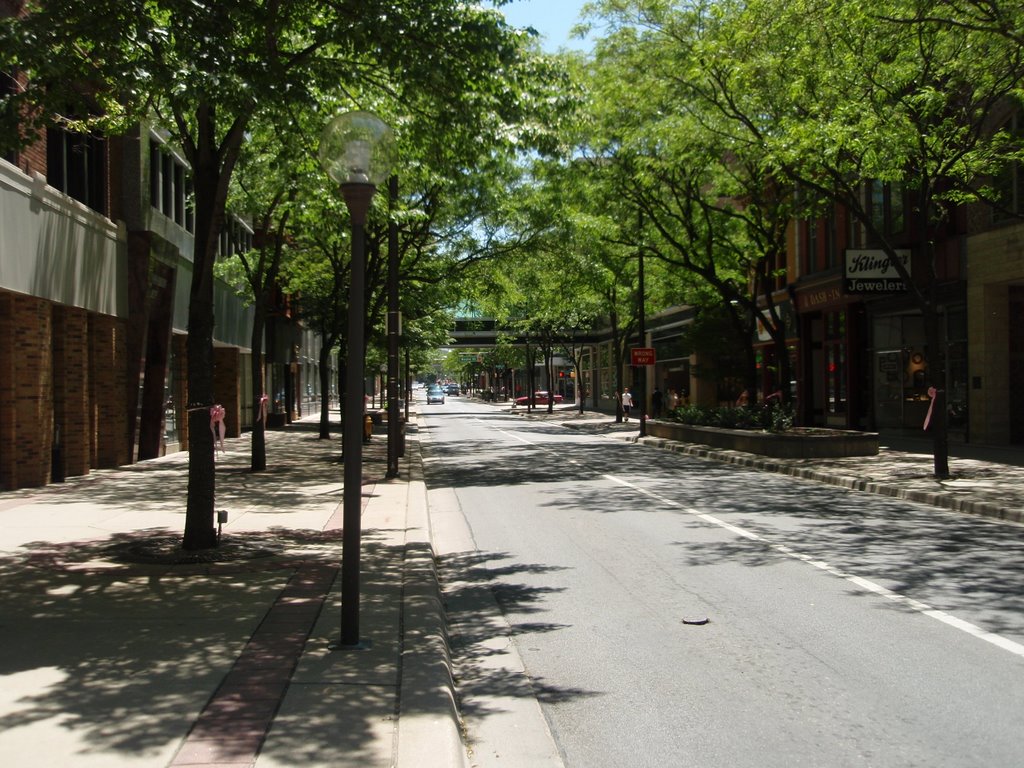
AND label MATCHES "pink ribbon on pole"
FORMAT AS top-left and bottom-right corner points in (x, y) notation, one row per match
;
(210, 404), (226, 454)
(258, 394), (269, 425)
(923, 387), (938, 430)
